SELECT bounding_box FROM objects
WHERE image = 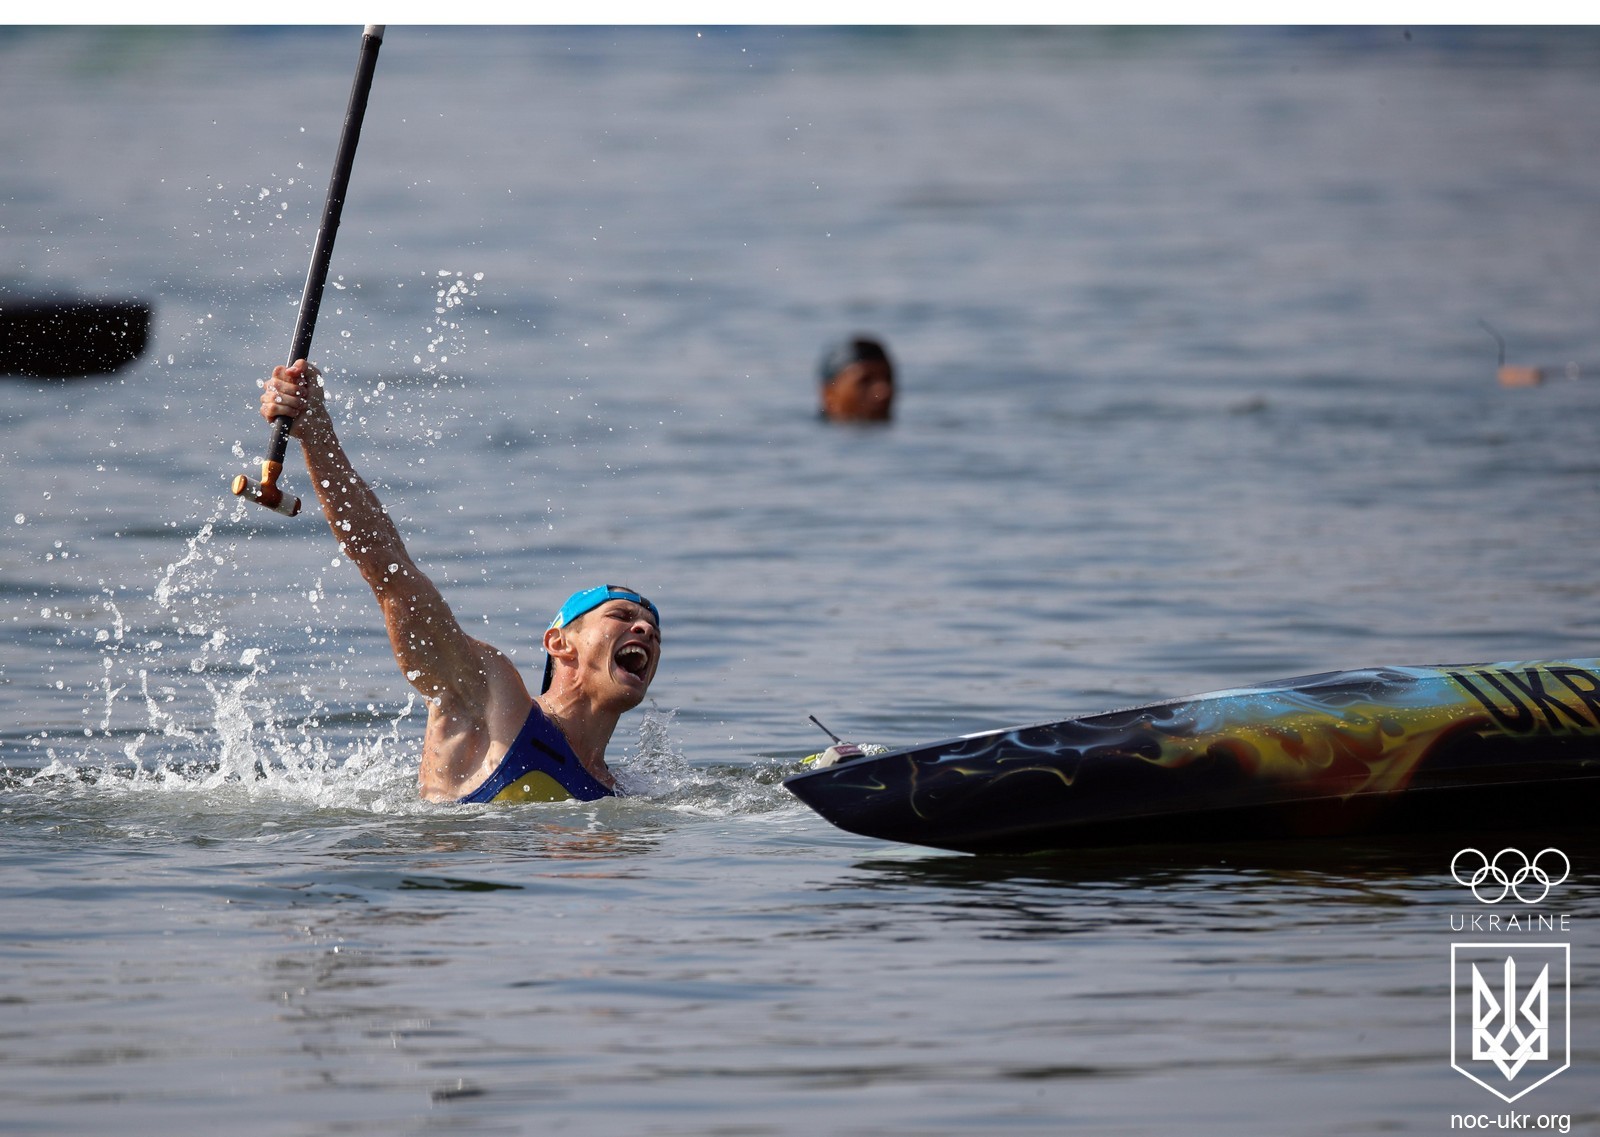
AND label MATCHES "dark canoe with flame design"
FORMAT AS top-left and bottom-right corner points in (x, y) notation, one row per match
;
(783, 658), (1600, 853)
